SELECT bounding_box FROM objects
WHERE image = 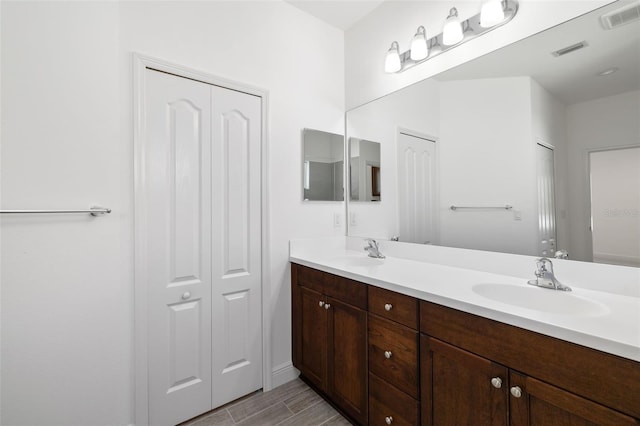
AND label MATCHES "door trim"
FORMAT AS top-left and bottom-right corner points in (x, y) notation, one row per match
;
(133, 53), (271, 426)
